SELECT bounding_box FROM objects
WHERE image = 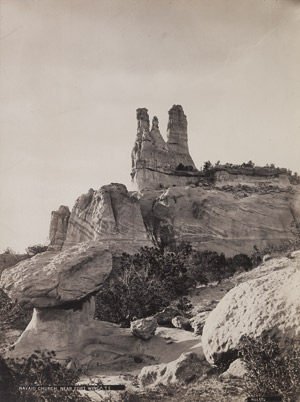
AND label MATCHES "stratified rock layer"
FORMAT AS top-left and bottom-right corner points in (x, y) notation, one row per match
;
(62, 184), (150, 249)
(138, 185), (300, 256)
(202, 251), (300, 365)
(131, 106), (199, 190)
